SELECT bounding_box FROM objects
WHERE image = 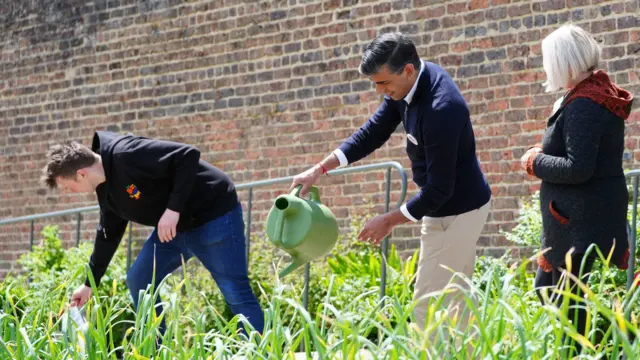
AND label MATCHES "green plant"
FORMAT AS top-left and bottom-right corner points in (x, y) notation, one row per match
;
(3, 241), (640, 359)
(6, 196), (640, 359)
(503, 191), (542, 247)
(7, 225), (134, 351)
(18, 226), (65, 274)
